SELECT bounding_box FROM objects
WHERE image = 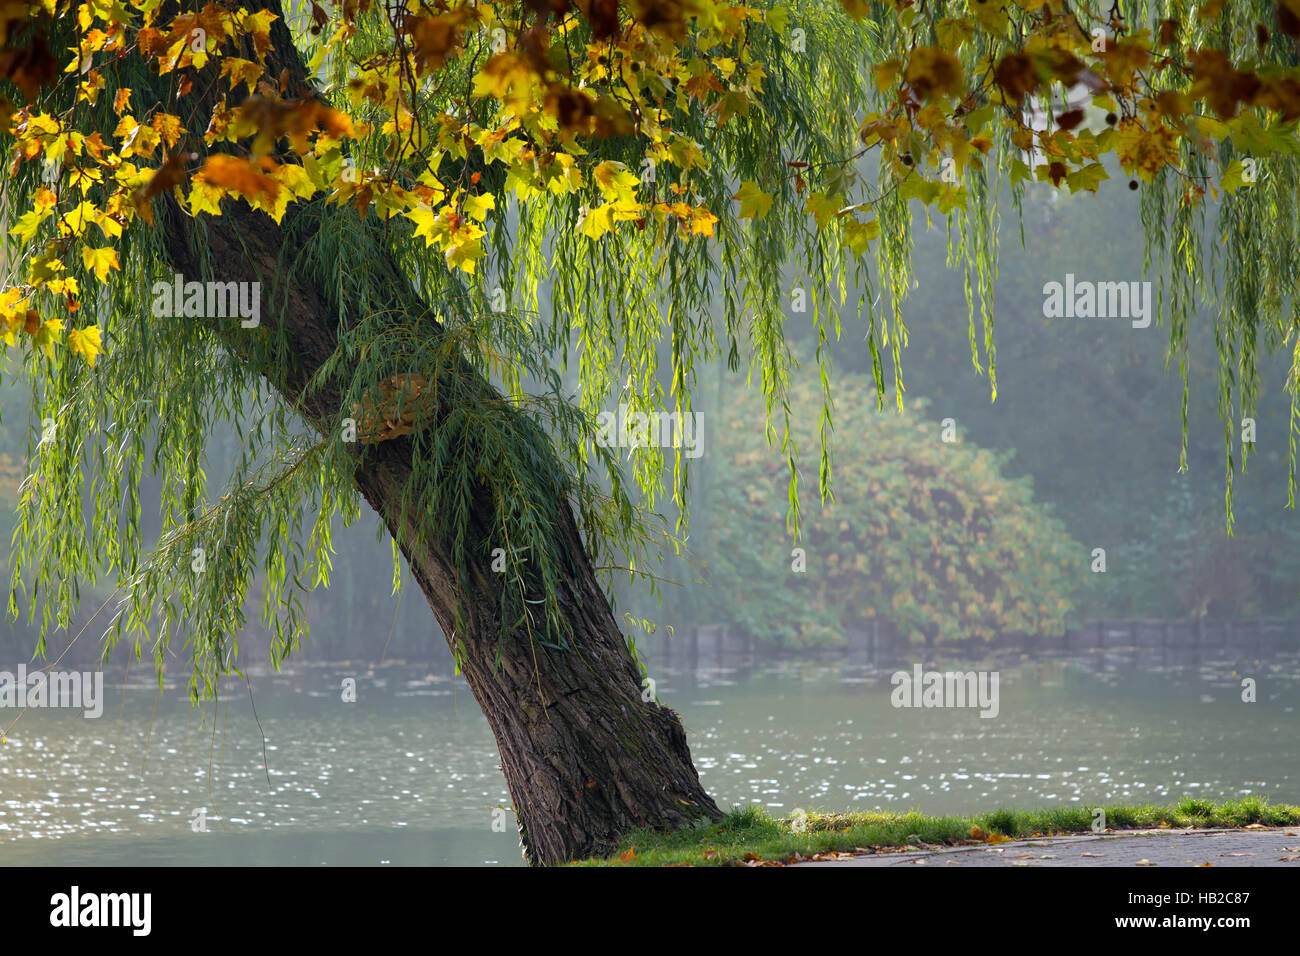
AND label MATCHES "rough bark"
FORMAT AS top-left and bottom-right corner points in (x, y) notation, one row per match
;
(154, 6), (720, 864)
